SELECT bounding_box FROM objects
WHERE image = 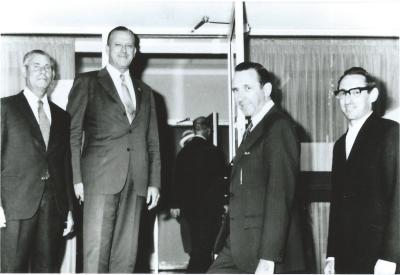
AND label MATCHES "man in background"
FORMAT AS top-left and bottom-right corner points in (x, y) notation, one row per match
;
(170, 116), (227, 273)
(67, 26), (161, 273)
(1, 49), (74, 272)
(325, 67), (399, 274)
(208, 62), (306, 274)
